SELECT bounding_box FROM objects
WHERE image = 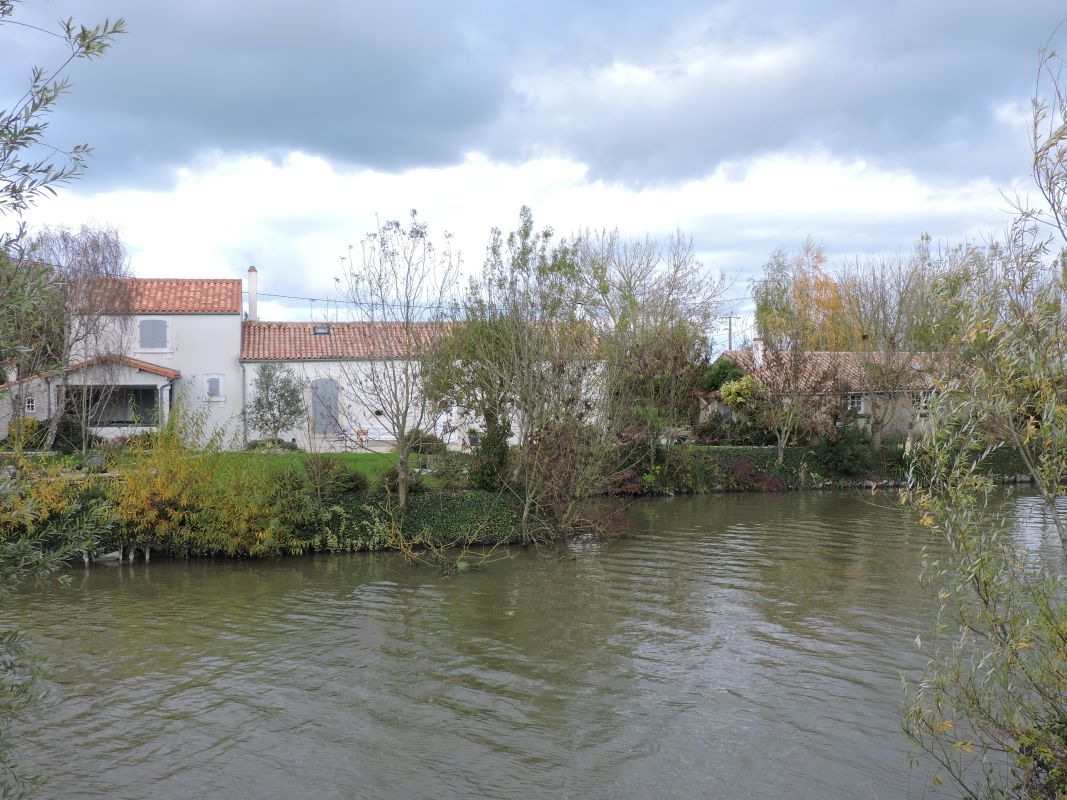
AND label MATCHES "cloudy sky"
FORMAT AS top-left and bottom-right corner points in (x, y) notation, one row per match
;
(3, 1), (1064, 331)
